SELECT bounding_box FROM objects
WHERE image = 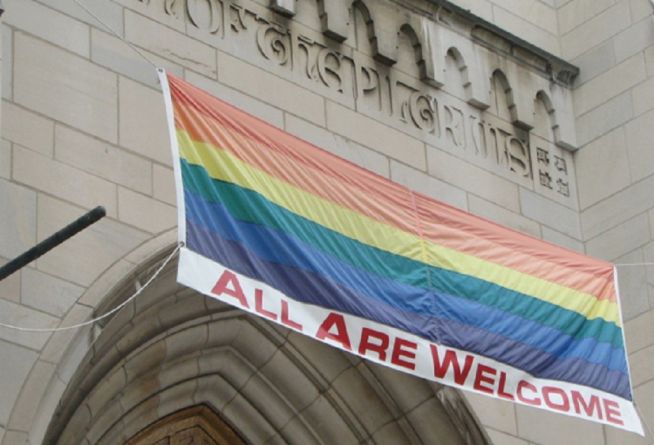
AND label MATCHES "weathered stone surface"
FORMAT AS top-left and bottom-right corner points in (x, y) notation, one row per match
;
(0, 139), (9, 180)
(626, 309), (654, 353)
(124, 10), (216, 77)
(0, 340), (38, 425)
(2, 101), (54, 156)
(586, 213), (650, 261)
(575, 127), (631, 209)
(4, 0), (90, 57)
(55, 125), (153, 195)
(40, 0), (124, 36)
(3, 25), (12, 101)
(118, 77), (171, 166)
(516, 403), (604, 445)
(572, 40), (616, 85)
(541, 226), (584, 252)
(557, 0), (615, 35)
(0, 257), (20, 303)
(626, 108), (654, 181)
(13, 146), (118, 217)
(218, 52), (325, 126)
(520, 188), (581, 239)
(0, 178), (36, 259)
(492, 6), (559, 55)
(575, 91), (633, 147)
(14, 33), (118, 143)
(7, 360), (55, 432)
(117, 187), (176, 234)
(20, 268), (83, 318)
(464, 392), (517, 435)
